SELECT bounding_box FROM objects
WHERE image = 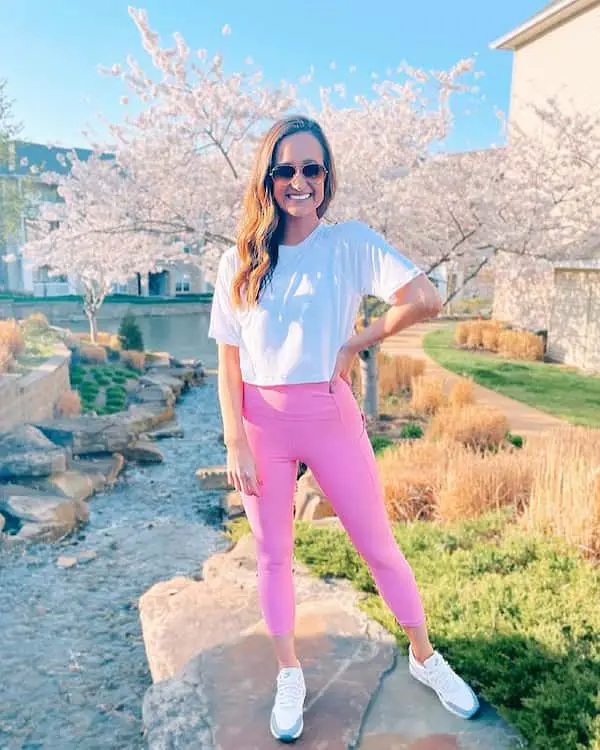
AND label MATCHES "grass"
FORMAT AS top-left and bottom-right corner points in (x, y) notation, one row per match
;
(423, 327), (600, 428)
(227, 512), (600, 750)
(10, 324), (59, 374)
